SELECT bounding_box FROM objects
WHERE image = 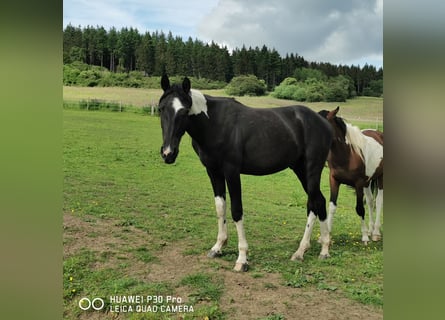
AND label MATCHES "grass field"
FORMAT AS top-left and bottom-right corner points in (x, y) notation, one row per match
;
(63, 86), (383, 130)
(63, 87), (383, 319)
